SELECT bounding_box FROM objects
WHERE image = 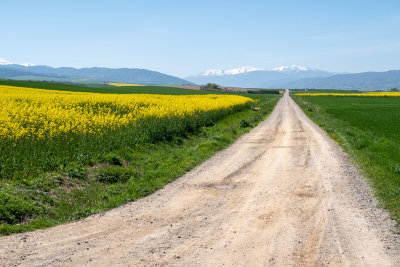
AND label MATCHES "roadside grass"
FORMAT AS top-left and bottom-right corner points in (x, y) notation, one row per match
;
(0, 79), (210, 95)
(0, 88), (280, 235)
(292, 94), (400, 224)
(0, 96), (249, 180)
(291, 89), (361, 93)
